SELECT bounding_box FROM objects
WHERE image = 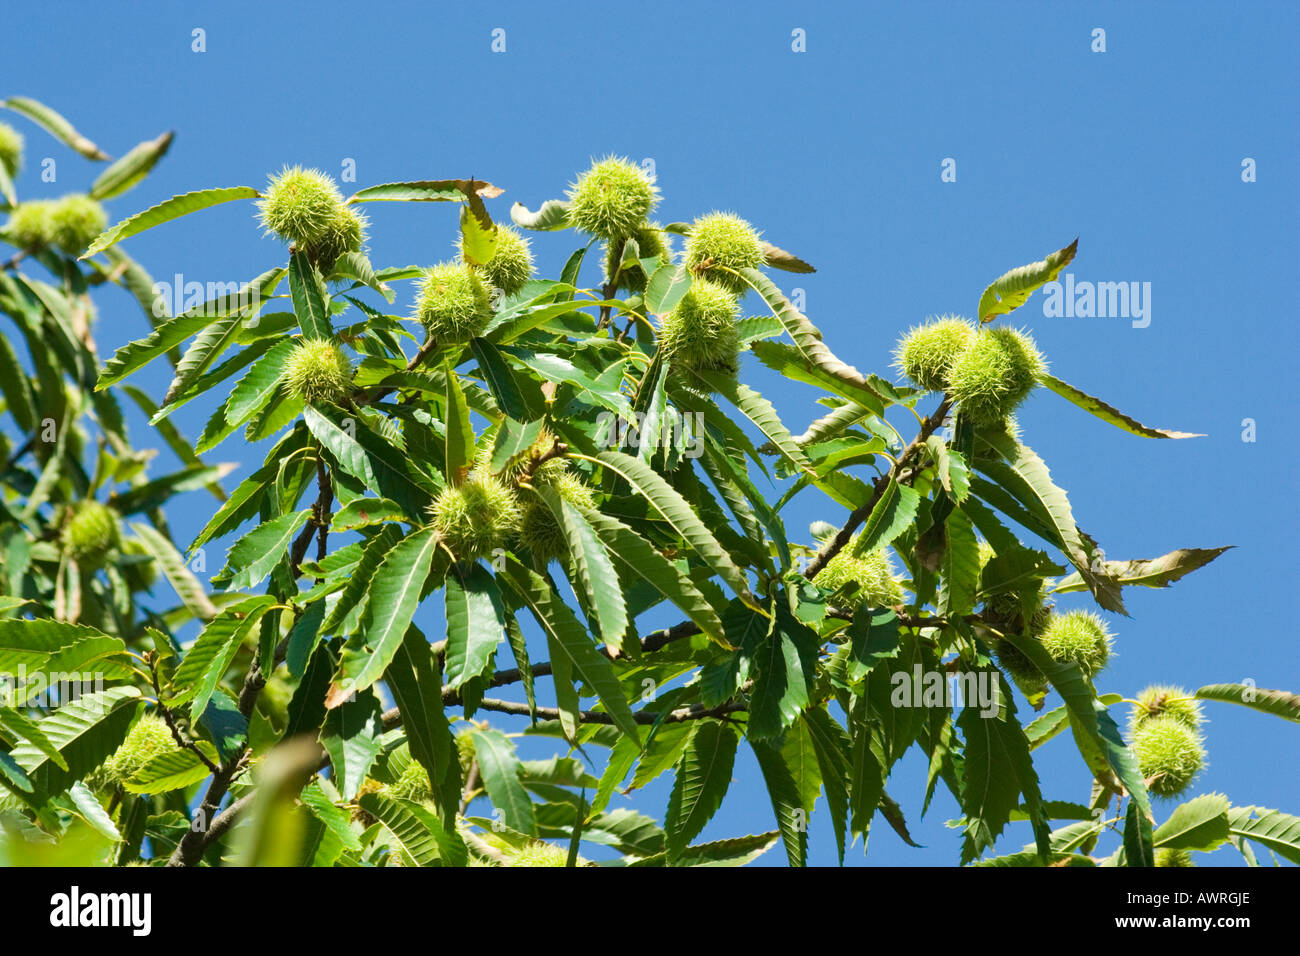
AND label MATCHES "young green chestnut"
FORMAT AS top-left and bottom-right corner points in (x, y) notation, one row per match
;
(1038, 609), (1112, 678)
(62, 499), (121, 569)
(507, 841), (585, 867)
(683, 212), (765, 294)
(102, 714), (177, 786)
(1130, 684), (1203, 733)
(283, 339), (354, 405)
(602, 223), (673, 293)
(1132, 714), (1206, 798)
(894, 316), (977, 393)
(4, 200), (55, 250)
(566, 156), (659, 240)
(0, 121), (24, 178)
(462, 224), (534, 297)
(256, 166), (350, 249)
(813, 546), (903, 609)
(427, 475), (521, 562)
(656, 278), (741, 378)
(1155, 848), (1195, 867)
(48, 194), (108, 255)
(301, 205), (368, 273)
(415, 262), (493, 343)
(945, 327), (1046, 425)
